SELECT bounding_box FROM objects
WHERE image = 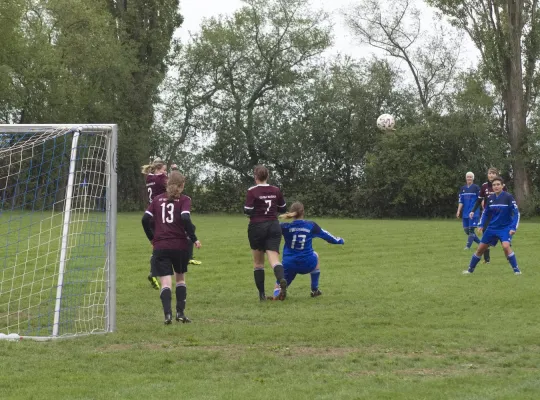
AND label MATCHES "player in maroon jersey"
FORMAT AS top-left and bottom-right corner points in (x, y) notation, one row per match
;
(142, 171), (201, 324)
(142, 160), (201, 290)
(468, 167), (507, 264)
(244, 165), (288, 301)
